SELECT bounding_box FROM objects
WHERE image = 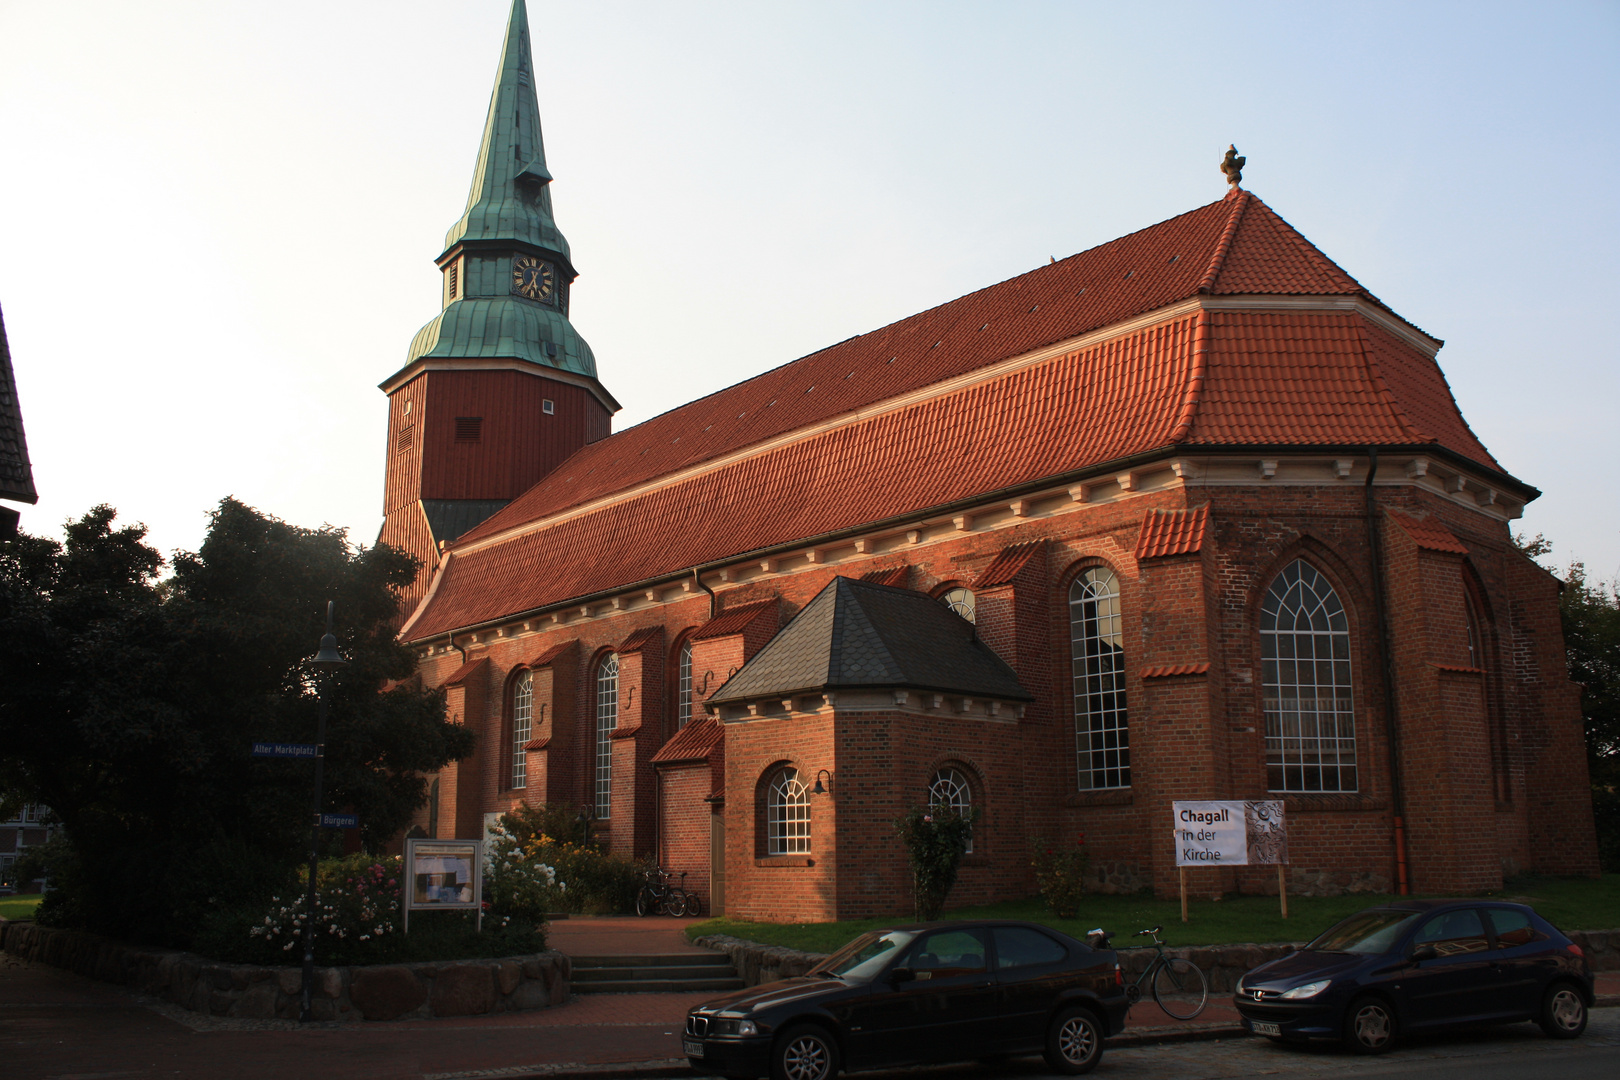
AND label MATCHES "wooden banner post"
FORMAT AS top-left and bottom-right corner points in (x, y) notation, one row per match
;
(1179, 868), (1188, 923)
(1278, 863), (1288, 919)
